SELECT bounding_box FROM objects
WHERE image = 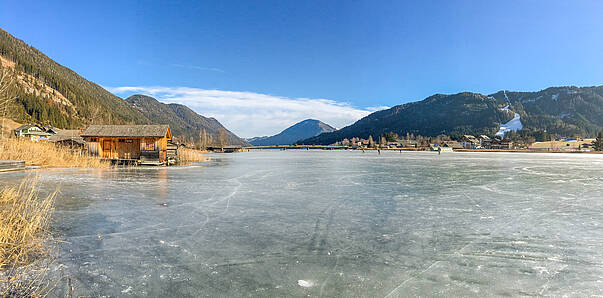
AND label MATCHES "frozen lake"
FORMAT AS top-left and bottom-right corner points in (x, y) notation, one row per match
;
(2, 150), (603, 297)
